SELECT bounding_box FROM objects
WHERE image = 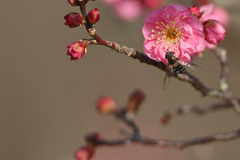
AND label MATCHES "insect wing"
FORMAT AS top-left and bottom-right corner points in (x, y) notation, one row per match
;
(178, 60), (203, 71)
(163, 65), (174, 90)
